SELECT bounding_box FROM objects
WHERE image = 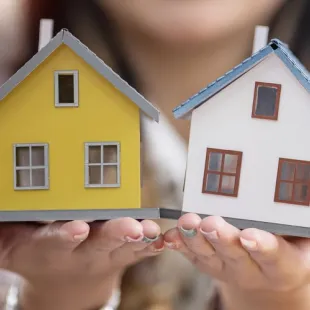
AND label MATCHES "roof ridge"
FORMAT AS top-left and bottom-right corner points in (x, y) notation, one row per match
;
(62, 31), (160, 120)
(0, 31), (64, 100)
(0, 29), (160, 122)
(173, 40), (272, 113)
(173, 37), (310, 119)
